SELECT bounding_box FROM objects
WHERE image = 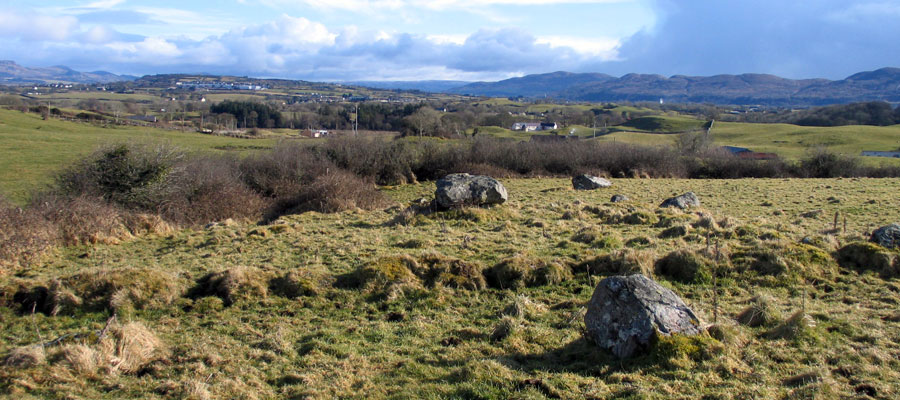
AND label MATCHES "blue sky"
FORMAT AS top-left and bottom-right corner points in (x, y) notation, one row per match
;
(1, 0), (899, 81)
